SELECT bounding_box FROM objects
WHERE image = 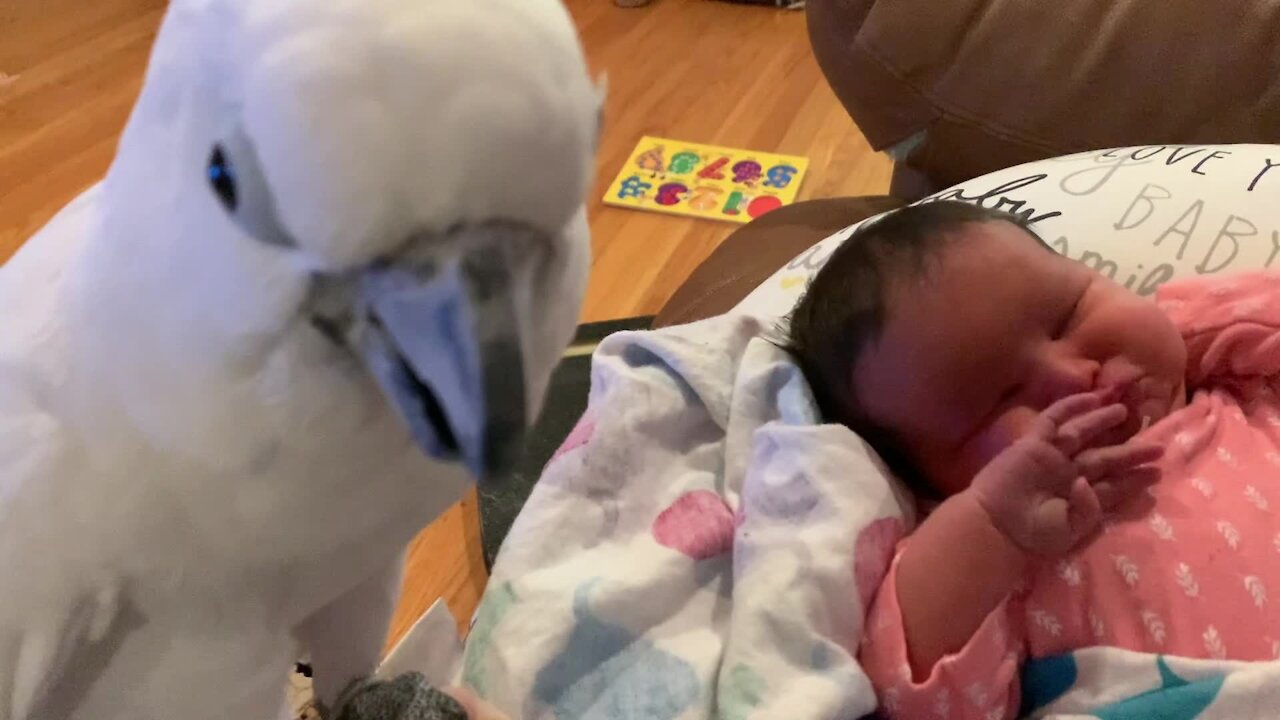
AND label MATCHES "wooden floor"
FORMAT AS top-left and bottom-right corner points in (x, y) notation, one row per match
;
(0, 0), (890, 647)
(574, 0), (892, 322)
